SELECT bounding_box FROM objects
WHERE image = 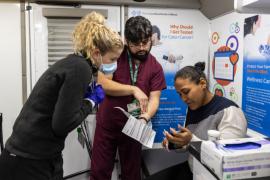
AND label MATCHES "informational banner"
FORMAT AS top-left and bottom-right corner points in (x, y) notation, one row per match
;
(242, 14), (270, 137)
(209, 12), (243, 107)
(128, 8), (209, 143)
